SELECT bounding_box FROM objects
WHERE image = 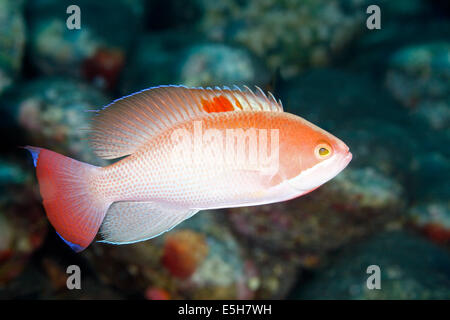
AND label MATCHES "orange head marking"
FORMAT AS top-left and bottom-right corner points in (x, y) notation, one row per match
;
(280, 116), (352, 193)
